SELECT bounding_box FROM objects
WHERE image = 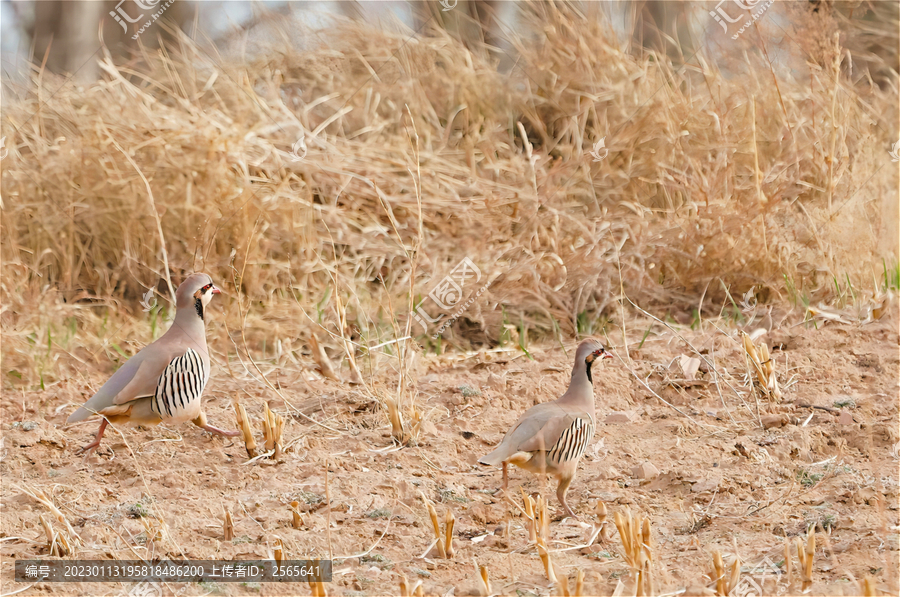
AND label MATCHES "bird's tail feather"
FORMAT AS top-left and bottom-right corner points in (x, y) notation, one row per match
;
(478, 447), (509, 467)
